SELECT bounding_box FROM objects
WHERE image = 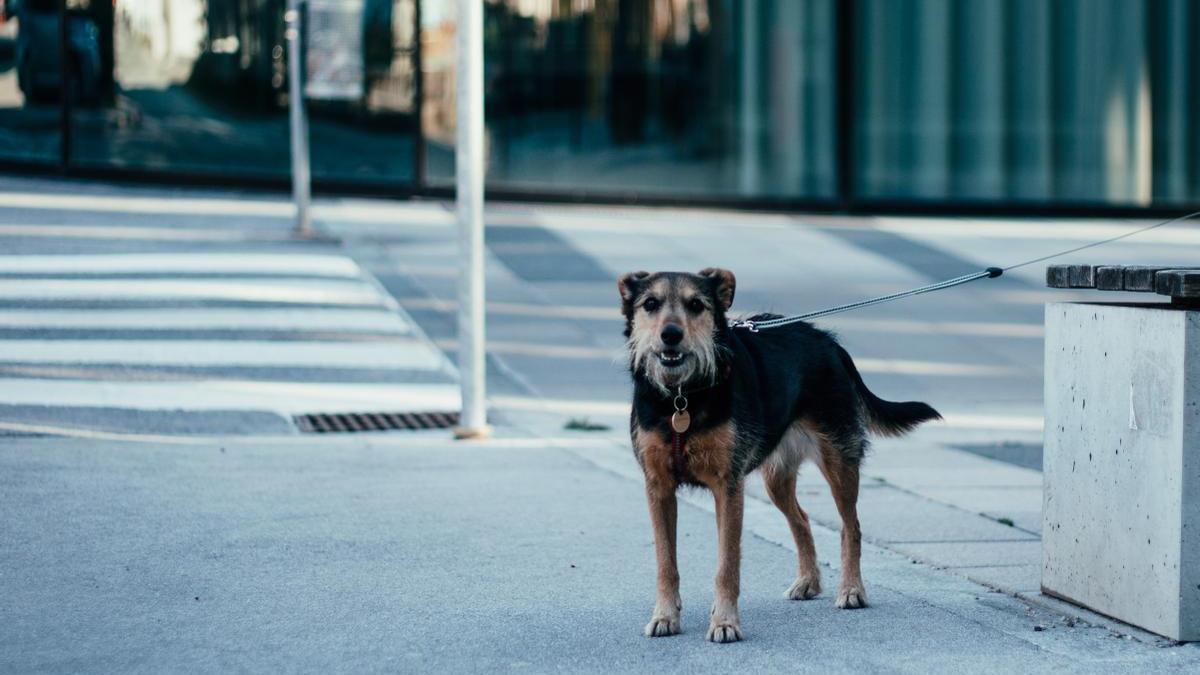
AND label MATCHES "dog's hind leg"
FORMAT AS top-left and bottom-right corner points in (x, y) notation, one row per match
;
(817, 436), (868, 609)
(761, 462), (822, 600)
